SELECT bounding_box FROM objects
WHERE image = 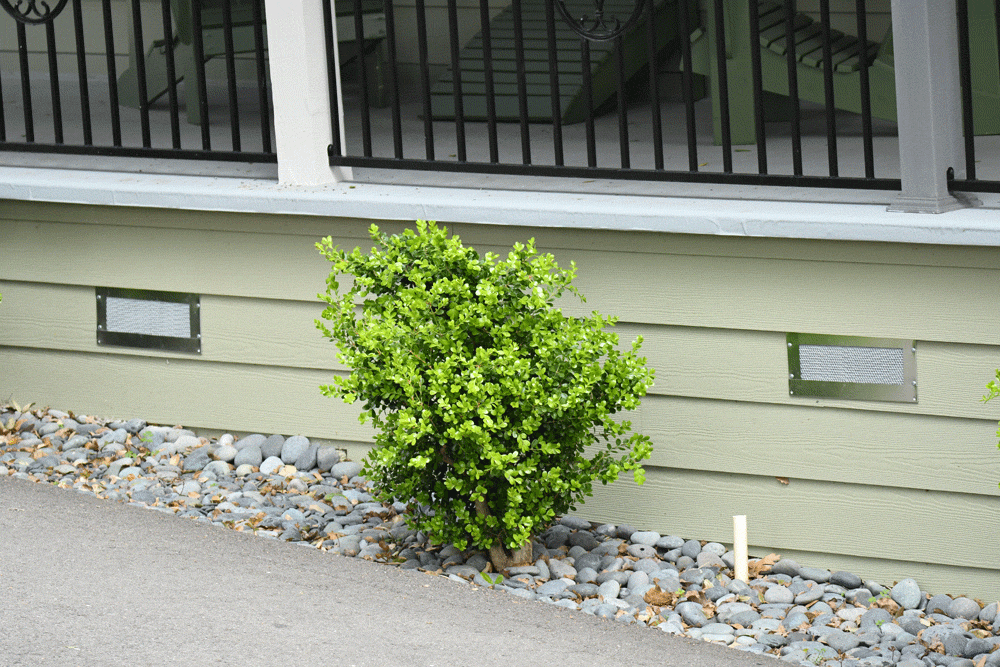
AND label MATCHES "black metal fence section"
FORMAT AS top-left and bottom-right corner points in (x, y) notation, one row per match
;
(950, 0), (1000, 193)
(0, 0), (274, 162)
(326, 0), (902, 189)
